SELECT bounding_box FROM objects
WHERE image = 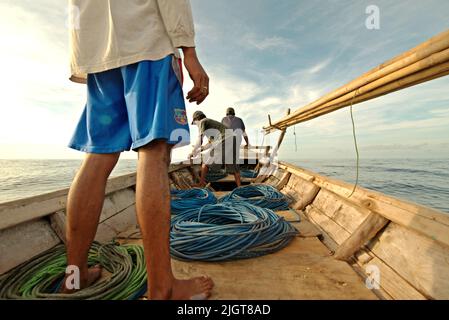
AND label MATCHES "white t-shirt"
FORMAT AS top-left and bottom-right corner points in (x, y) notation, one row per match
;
(68, 0), (195, 83)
